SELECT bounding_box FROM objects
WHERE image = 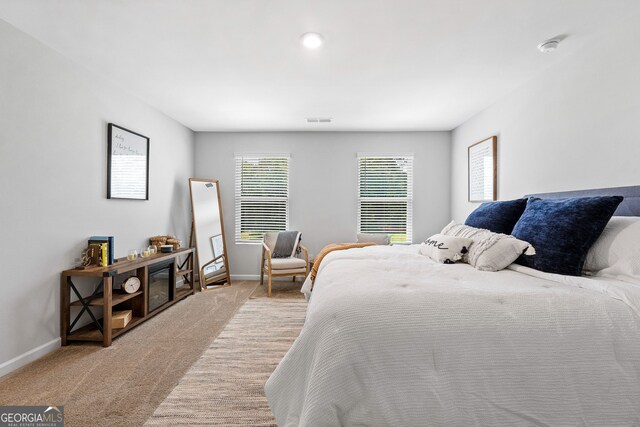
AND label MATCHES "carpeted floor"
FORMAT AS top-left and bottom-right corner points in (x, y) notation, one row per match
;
(0, 279), (304, 427)
(145, 297), (307, 426)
